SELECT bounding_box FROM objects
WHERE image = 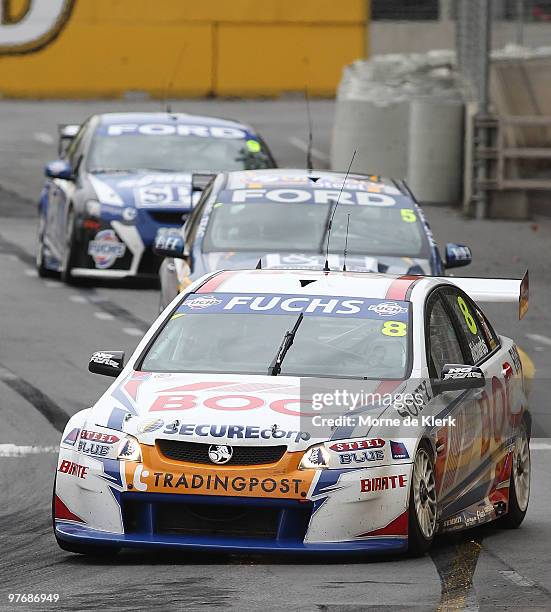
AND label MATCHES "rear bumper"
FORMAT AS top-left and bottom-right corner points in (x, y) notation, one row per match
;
(55, 522), (407, 555)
